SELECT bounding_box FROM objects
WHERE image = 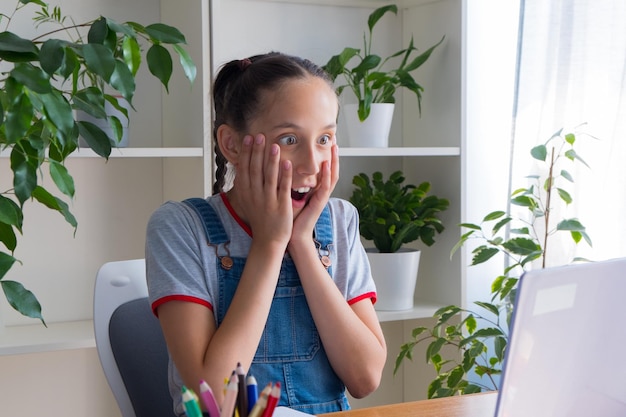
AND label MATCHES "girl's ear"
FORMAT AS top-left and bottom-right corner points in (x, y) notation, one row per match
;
(216, 124), (240, 164)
